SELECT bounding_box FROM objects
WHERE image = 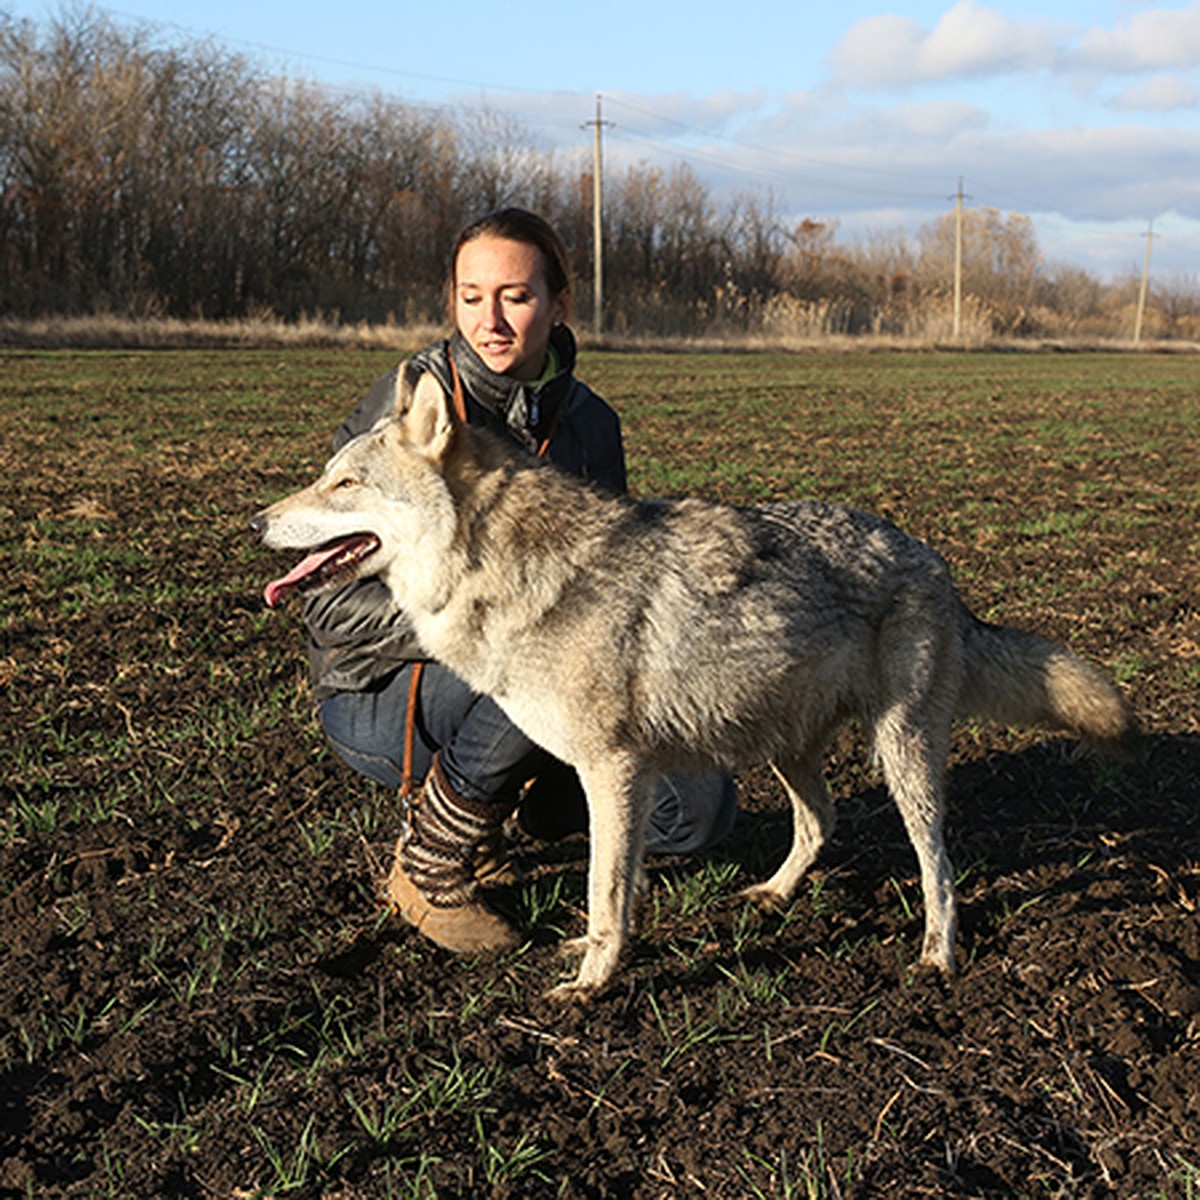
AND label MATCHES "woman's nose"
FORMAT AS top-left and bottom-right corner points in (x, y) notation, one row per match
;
(481, 296), (507, 331)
